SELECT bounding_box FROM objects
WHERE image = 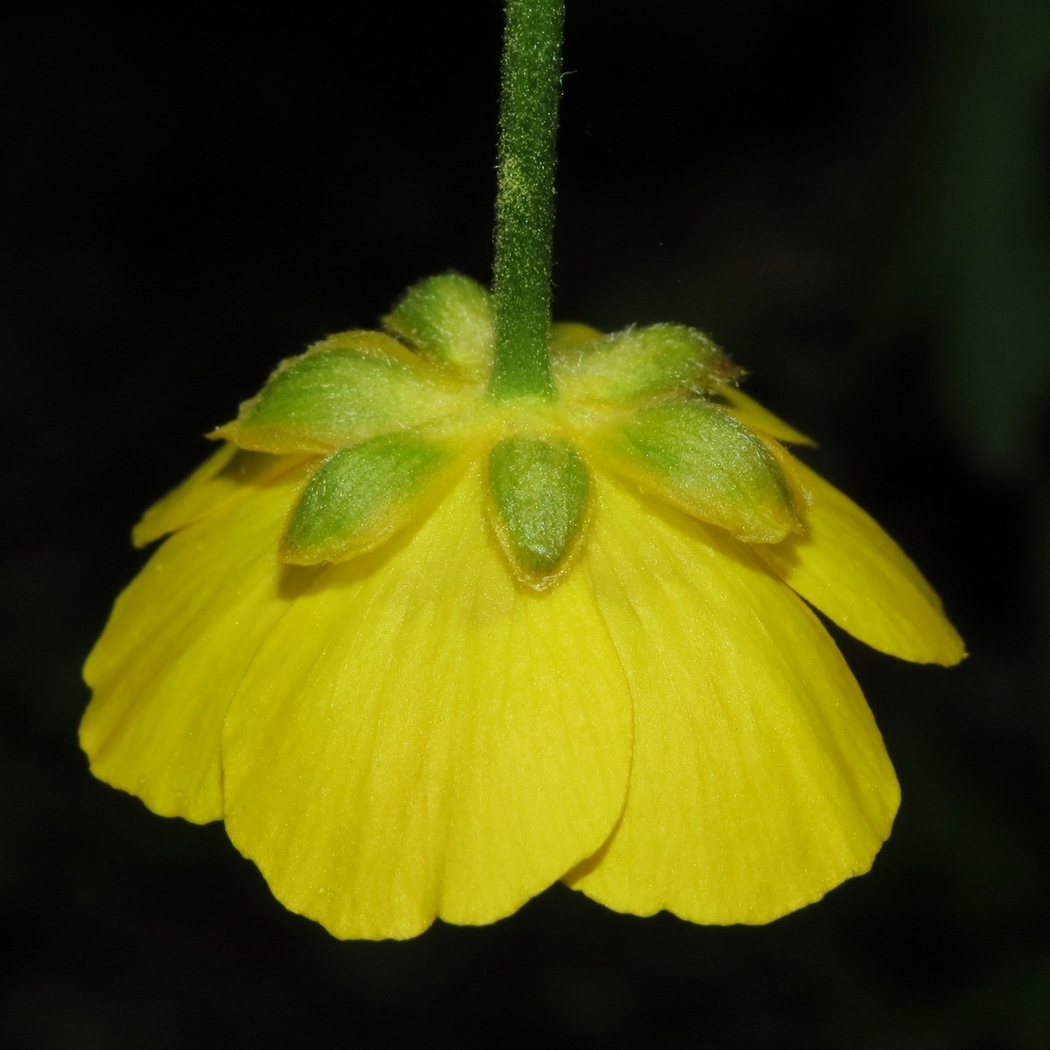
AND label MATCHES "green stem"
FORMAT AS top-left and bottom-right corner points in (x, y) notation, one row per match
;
(488, 0), (565, 401)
